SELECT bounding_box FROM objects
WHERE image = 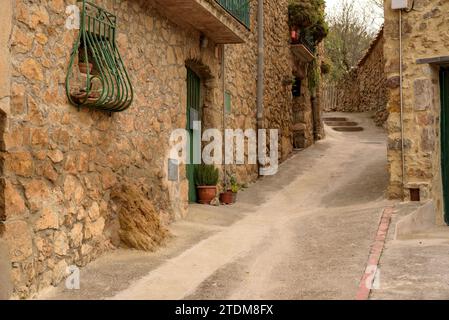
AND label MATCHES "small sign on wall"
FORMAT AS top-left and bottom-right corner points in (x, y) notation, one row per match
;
(168, 159), (179, 182)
